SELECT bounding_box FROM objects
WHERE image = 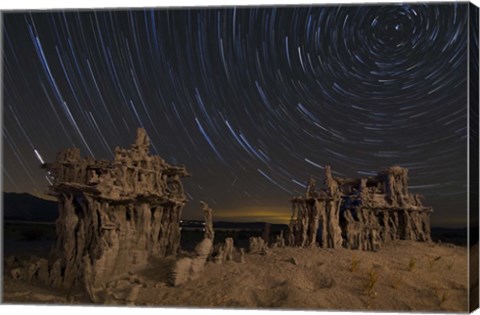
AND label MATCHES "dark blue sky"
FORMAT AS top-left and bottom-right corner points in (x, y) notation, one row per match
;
(2, 3), (470, 226)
